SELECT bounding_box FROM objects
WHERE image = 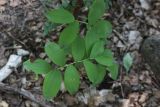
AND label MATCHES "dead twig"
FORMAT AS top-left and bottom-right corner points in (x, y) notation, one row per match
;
(5, 32), (28, 49)
(0, 82), (53, 107)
